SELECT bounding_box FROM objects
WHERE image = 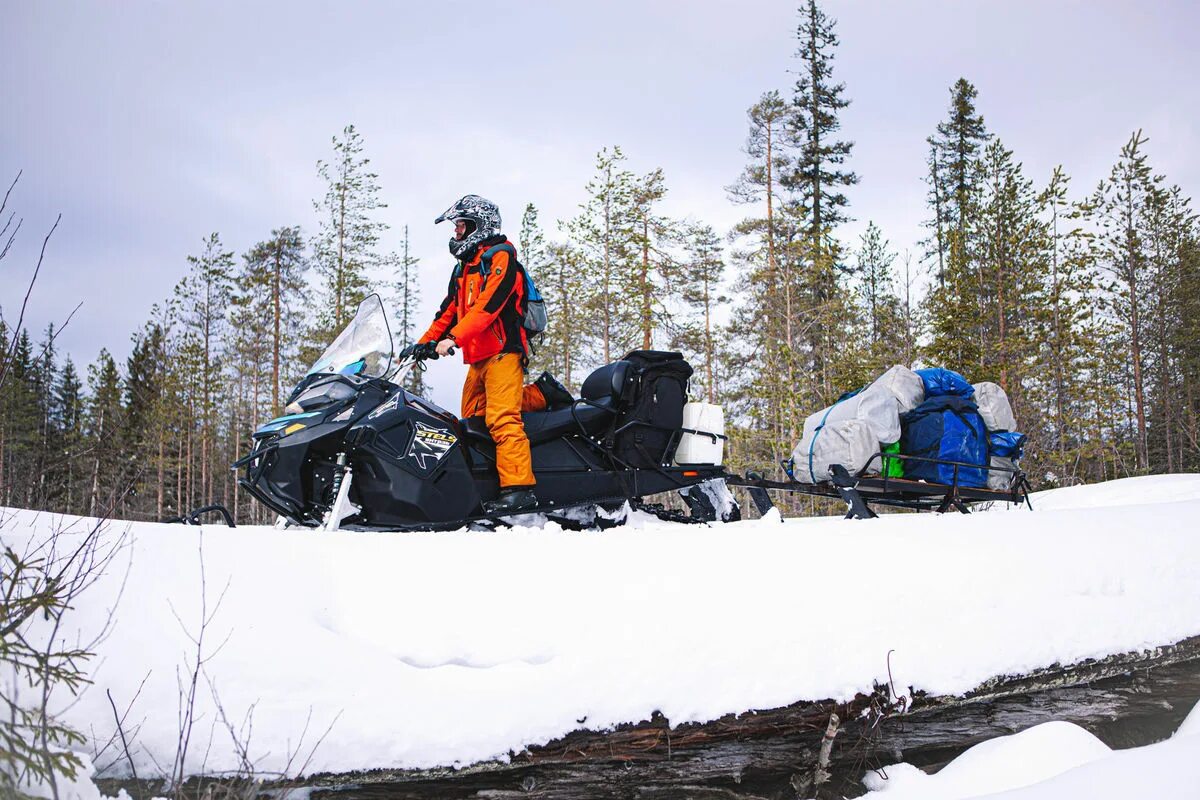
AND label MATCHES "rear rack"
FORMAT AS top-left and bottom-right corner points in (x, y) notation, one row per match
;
(726, 452), (1033, 520)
